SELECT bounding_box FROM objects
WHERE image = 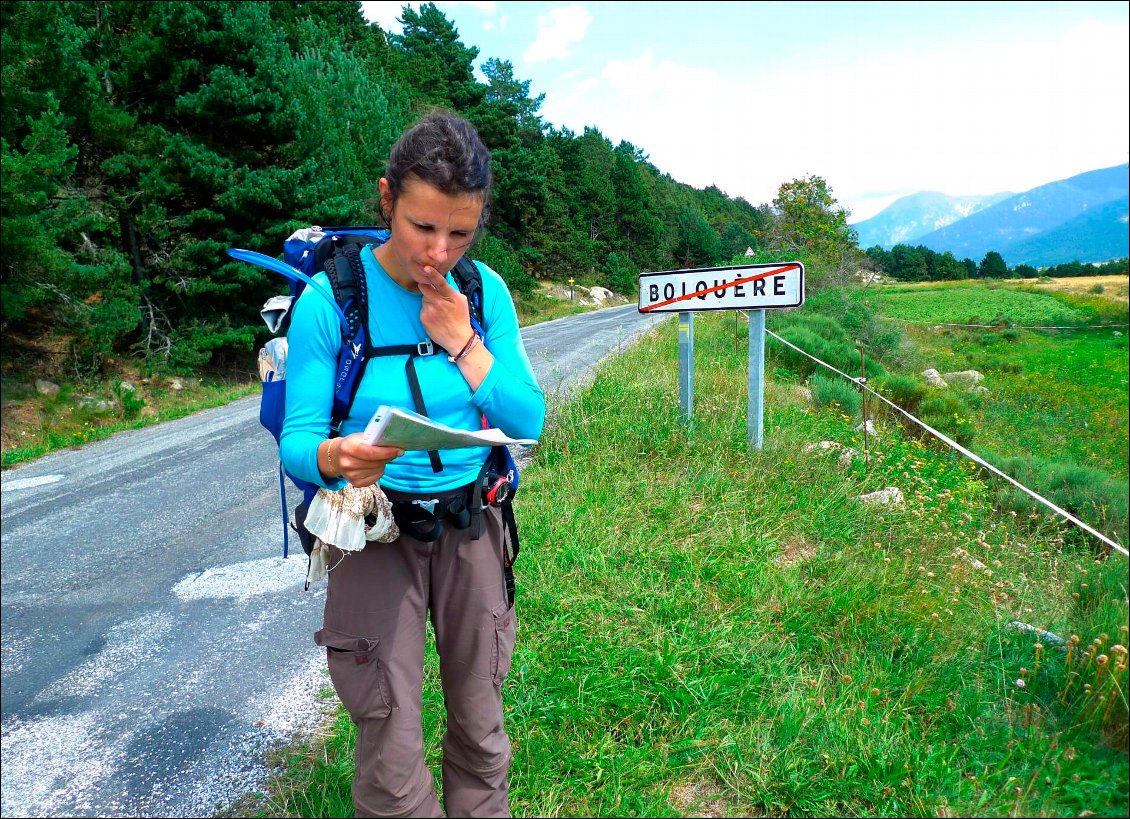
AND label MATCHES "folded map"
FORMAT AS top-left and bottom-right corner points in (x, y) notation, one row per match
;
(361, 405), (537, 450)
